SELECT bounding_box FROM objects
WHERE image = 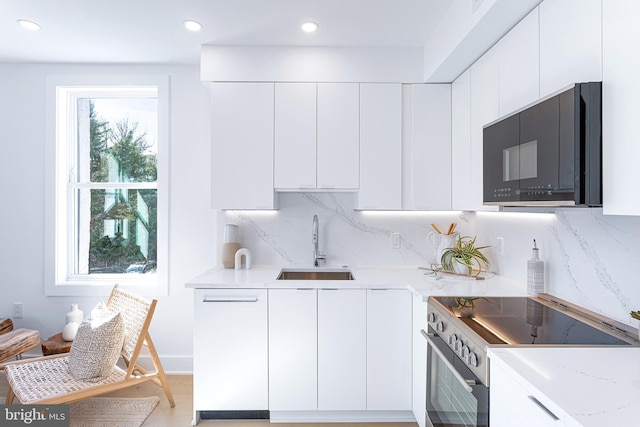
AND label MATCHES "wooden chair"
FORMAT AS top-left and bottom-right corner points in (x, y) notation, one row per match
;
(0, 318), (40, 366)
(1, 285), (175, 407)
